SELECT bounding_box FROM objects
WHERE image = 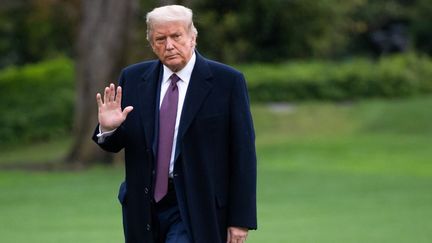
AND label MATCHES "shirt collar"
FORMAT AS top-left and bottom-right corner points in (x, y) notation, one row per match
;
(162, 51), (196, 85)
